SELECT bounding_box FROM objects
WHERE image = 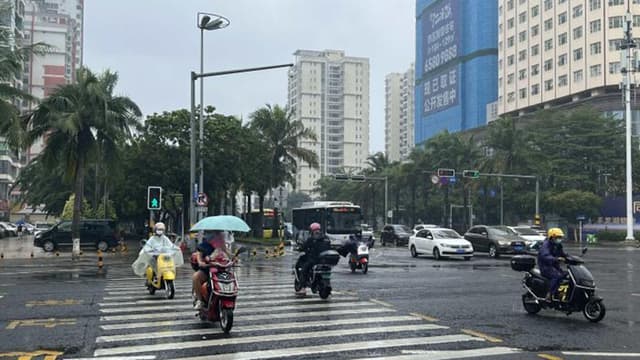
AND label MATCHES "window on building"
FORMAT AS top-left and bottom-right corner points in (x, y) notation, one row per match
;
(558, 32), (568, 45)
(573, 5), (583, 18)
(545, 79), (553, 91)
(574, 48), (583, 60)
(609, 61), (621, 74)
(507, 0), (514, 10)
(531, 84), (540, 95)
(545, 18), (553, 31)
(558, 12), (567, 25)
(519, 11), (527, 23)
(519, 49), (527, 61)
(531, 44), (540, 55)
(519, 68), (527, 80)
(558, 75), (568, 87)
(590, 42), (602, 55)
(544, 59), (553, 71)
(531, 5), (539, 17)
(508, 36), (514, 47)
(531, 64), (540, 75)
(499, 59), (503, 69)
(531, 24), (540, 36)
(499, 24), (503, 34)
(544, 0), (553, 11)
(508, 92), (515, 103)
(507, 73), (515, 84)
(573, 26), (583, 39)
(590, 64), (602, 77)
(519, 88), (527, 99)
(558, 0), (566, 3)
(609, 16), (623, 29)
(589, 0), (601, 11)
(508, 55), (515, 66)
(574, 69), (584, 82)
(558, 53), (567, 66)
(545, 39), (553, 51)
(590, 19), (602, 33)
(508, 18), (515, 29)
(499, 40), (503, 50)
(634, 15), (640, 27)
(609, 0), (624, 5)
